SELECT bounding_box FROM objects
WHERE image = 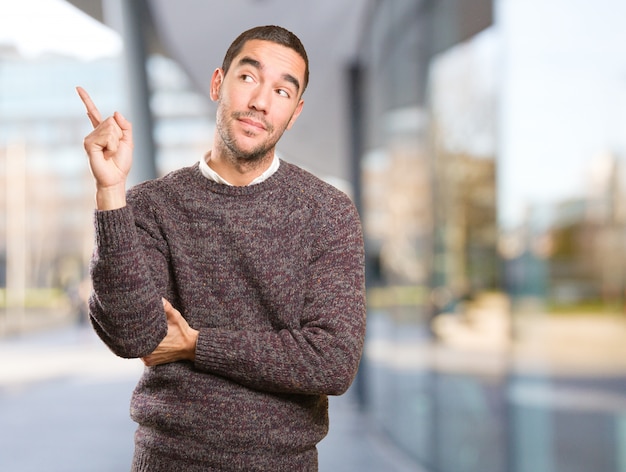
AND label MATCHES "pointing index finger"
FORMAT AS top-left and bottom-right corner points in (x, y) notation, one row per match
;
(76, 86), (103, 128)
